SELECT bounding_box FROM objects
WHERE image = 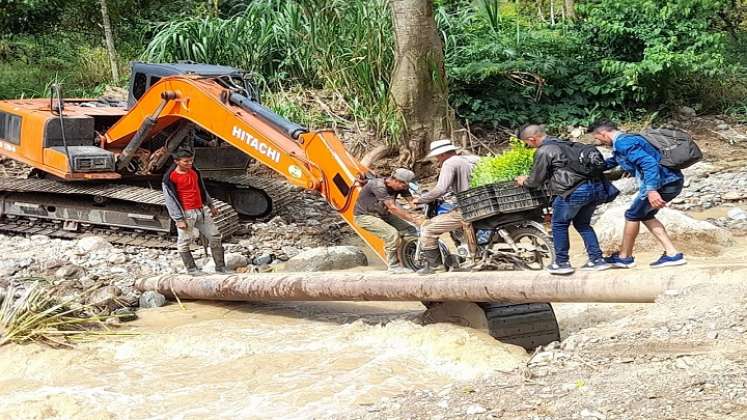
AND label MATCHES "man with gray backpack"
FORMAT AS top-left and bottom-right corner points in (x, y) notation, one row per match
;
(588, 120), (701, 269)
